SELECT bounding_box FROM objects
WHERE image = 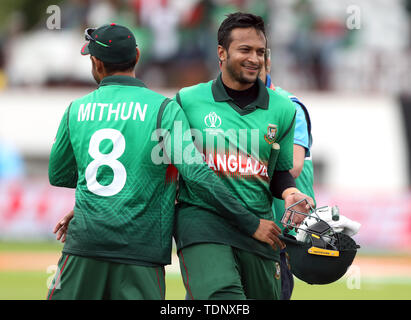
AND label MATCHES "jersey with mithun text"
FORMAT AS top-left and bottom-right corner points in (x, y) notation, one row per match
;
(49, 76), (178, 266)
